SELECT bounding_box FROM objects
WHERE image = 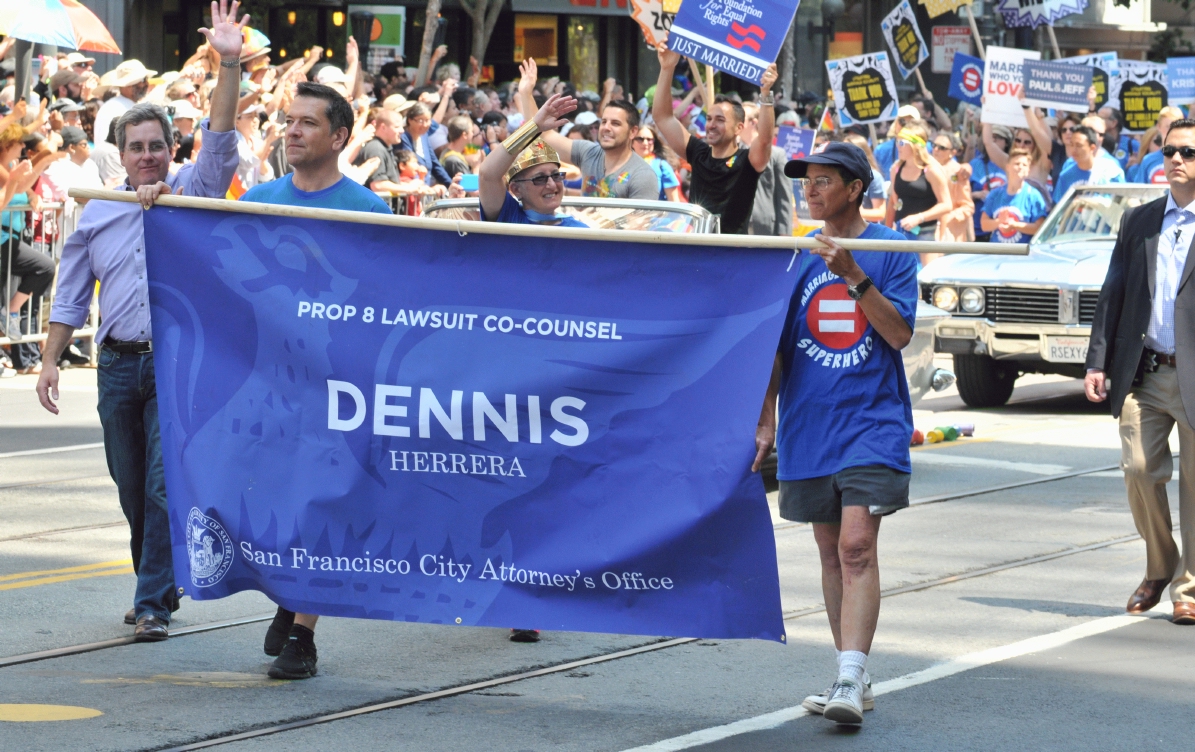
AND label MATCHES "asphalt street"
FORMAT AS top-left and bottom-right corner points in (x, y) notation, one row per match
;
(1, 358), (1192, 751)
